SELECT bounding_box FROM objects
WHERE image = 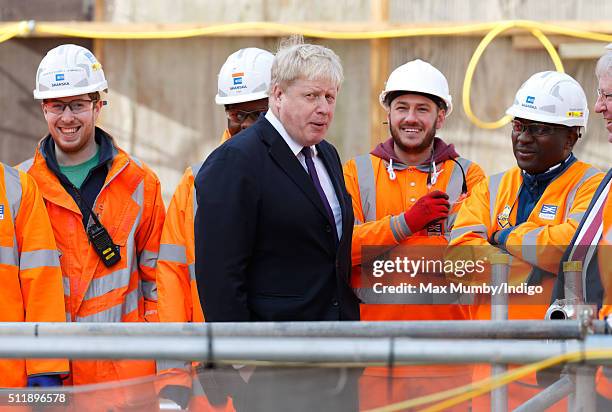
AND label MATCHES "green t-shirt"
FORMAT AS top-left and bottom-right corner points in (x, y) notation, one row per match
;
(59, 148), (100, 189)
